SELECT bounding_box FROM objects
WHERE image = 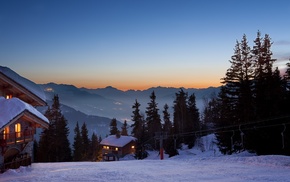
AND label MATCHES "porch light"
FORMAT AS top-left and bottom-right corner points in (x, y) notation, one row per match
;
(131, 146), (135, 149)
